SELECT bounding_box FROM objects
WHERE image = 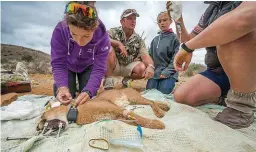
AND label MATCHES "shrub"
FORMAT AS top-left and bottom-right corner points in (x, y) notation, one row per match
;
(21, 55), (33, 62)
